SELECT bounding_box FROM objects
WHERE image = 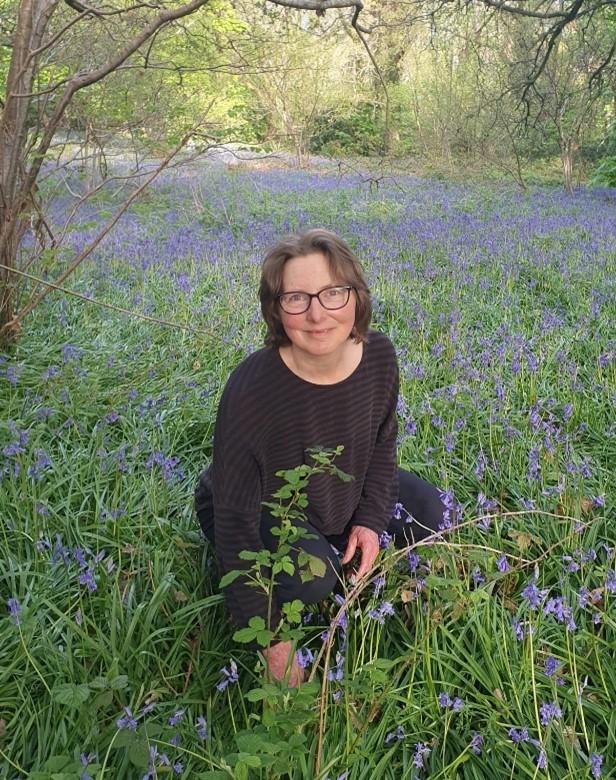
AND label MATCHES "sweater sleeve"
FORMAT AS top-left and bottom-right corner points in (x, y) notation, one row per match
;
(350, 342), (399, 534)
(212, 377), (282, 630)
